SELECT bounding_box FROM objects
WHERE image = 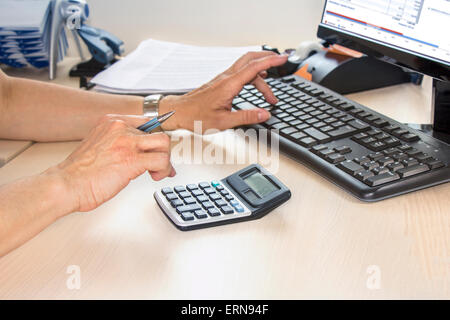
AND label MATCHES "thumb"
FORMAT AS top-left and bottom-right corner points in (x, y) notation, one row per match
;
(226, 108), (271, 128)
